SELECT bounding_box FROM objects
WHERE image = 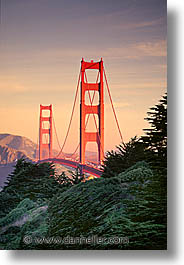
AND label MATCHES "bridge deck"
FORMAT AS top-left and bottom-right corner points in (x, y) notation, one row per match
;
(38, 158), (103, 177)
